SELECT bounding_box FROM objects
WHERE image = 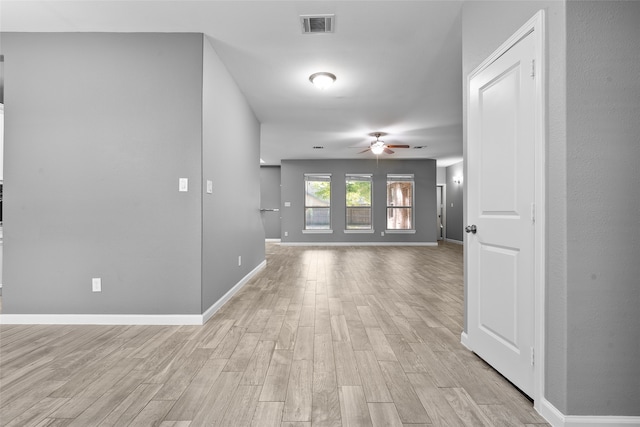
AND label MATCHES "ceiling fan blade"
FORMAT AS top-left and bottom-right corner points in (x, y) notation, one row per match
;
(359, 148), (371, 153)
(386, 144), (410, 148)
(384, 147), (395, 154)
